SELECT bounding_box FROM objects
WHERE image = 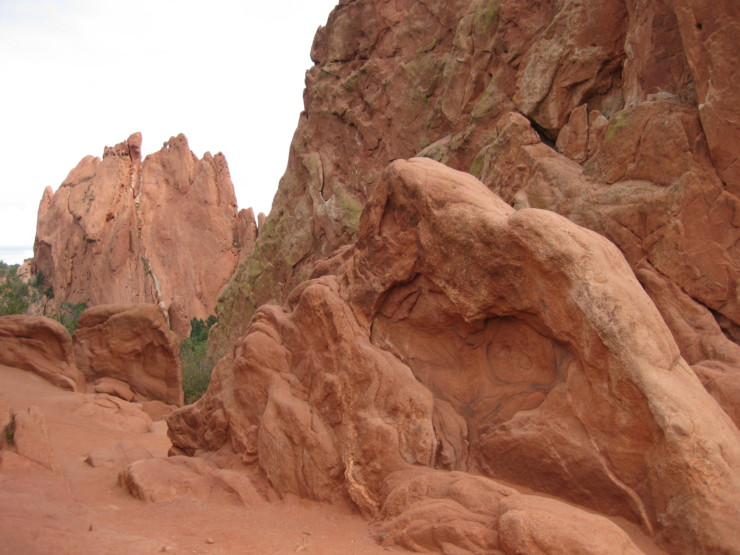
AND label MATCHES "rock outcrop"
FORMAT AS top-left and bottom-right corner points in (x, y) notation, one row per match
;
(118, 456), (265, 506)
(0, 315), (85, 391)
(169, 159), (740, 553)
(34, 132), (258, 337)
(72, 304), (183, 406)
(211, 0), (740, 420)
(10, 405), (63, 475)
